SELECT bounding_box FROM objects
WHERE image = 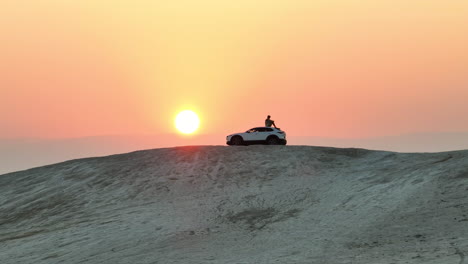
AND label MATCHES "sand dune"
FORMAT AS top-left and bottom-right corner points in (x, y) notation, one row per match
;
(1, 146), (467, 263)
(3, 132), (468, 175)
